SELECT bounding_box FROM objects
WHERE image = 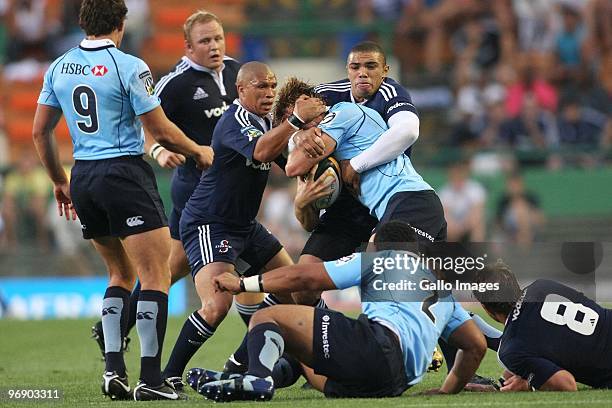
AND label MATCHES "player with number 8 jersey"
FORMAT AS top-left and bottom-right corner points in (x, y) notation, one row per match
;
(474, 263), (612, 391)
